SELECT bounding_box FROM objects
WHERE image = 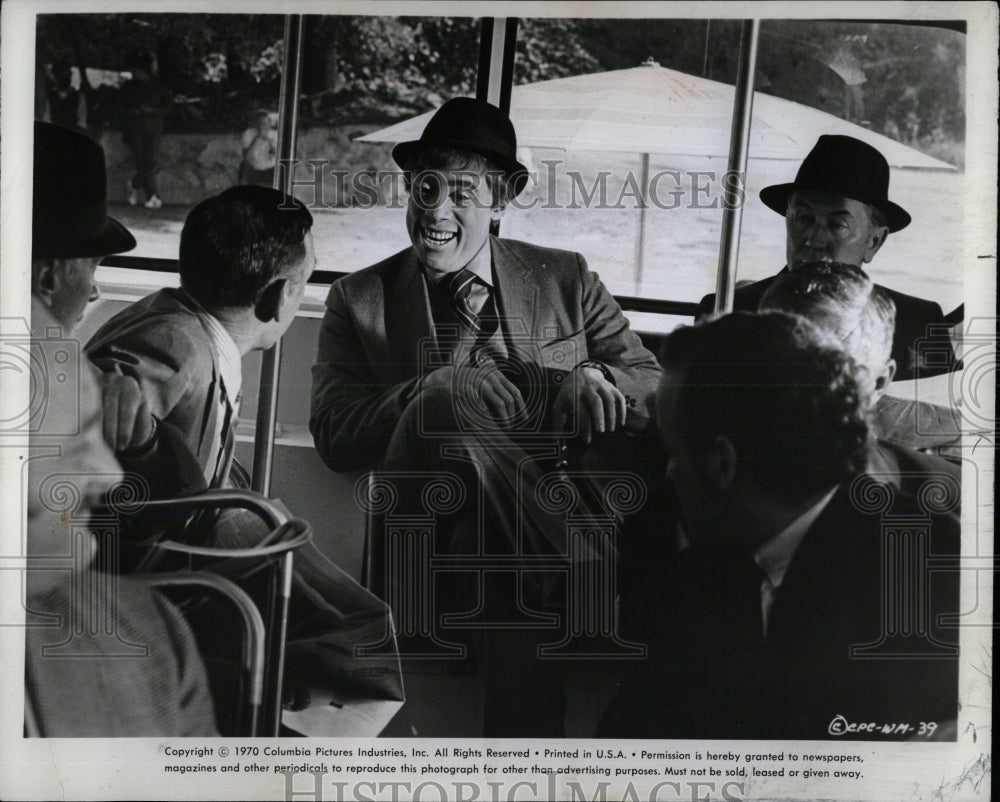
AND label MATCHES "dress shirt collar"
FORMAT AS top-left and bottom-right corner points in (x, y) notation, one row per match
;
(754, 485), (838, 589)
(421, 238), (493, 288)
(180, 289), (242, 403)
